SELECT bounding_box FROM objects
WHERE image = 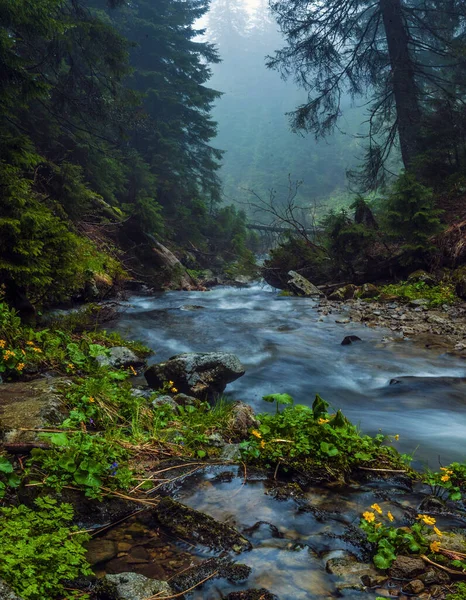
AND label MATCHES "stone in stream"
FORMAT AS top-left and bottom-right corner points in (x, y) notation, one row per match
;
(103, 572), (172, 600)
(325, 551), (386, 592)
(144, 352), (245, 400)
(154, 497), (252, 553)
(341, 335), (362, 346)
(225, 591), (279, 600)
(95, 346), (146, 370)
(287, 270), (324, 297)
(388, 555), (426, 579)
